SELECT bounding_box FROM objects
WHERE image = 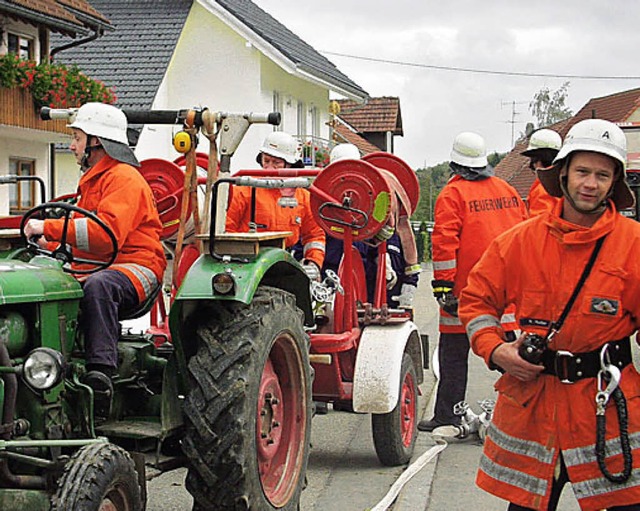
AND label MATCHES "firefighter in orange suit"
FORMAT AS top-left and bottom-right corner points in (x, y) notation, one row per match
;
(418, 132), (527, 432)
(24, 102), (166, 416)
(522, 128), (562, 216)
(460, 119), (640, 511)
(225, 131), (326, 276)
